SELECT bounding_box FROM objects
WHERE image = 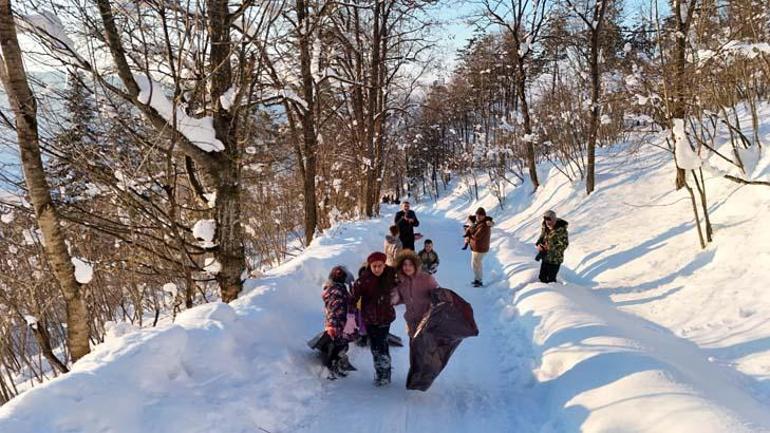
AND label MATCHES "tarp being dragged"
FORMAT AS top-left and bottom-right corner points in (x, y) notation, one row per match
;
(406, 288), (479, 391)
